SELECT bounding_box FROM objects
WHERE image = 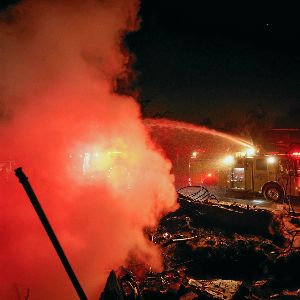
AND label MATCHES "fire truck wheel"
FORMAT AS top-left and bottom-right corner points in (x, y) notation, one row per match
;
(263, 183), (284, 202)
